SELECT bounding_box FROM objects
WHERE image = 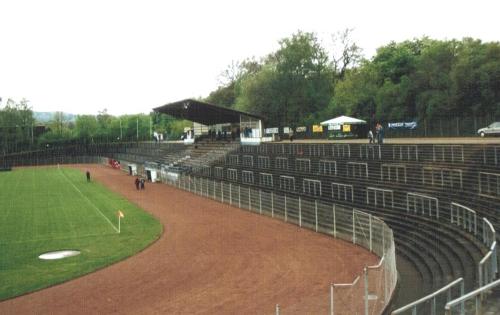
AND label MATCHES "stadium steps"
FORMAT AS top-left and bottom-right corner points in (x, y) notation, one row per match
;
(482, 286), (500, 314)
